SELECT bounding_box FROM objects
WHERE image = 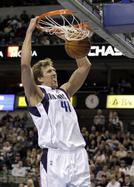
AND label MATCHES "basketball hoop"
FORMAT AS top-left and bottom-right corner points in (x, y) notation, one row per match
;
(36, 9), (93, 41)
